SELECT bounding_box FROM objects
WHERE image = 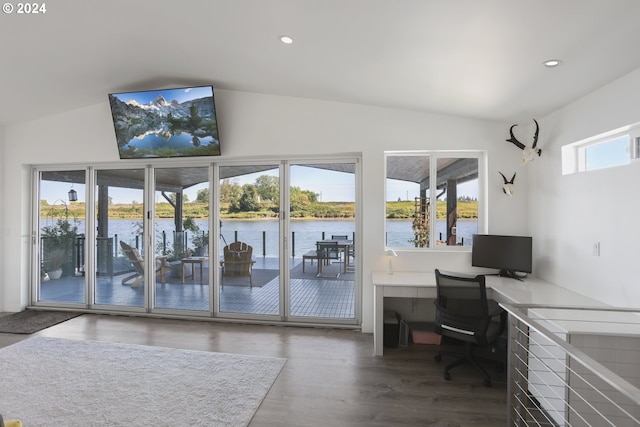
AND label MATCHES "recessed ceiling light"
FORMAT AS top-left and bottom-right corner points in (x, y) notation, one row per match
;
(280, 35), (293, 45)
(543, 59), (562, 68)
